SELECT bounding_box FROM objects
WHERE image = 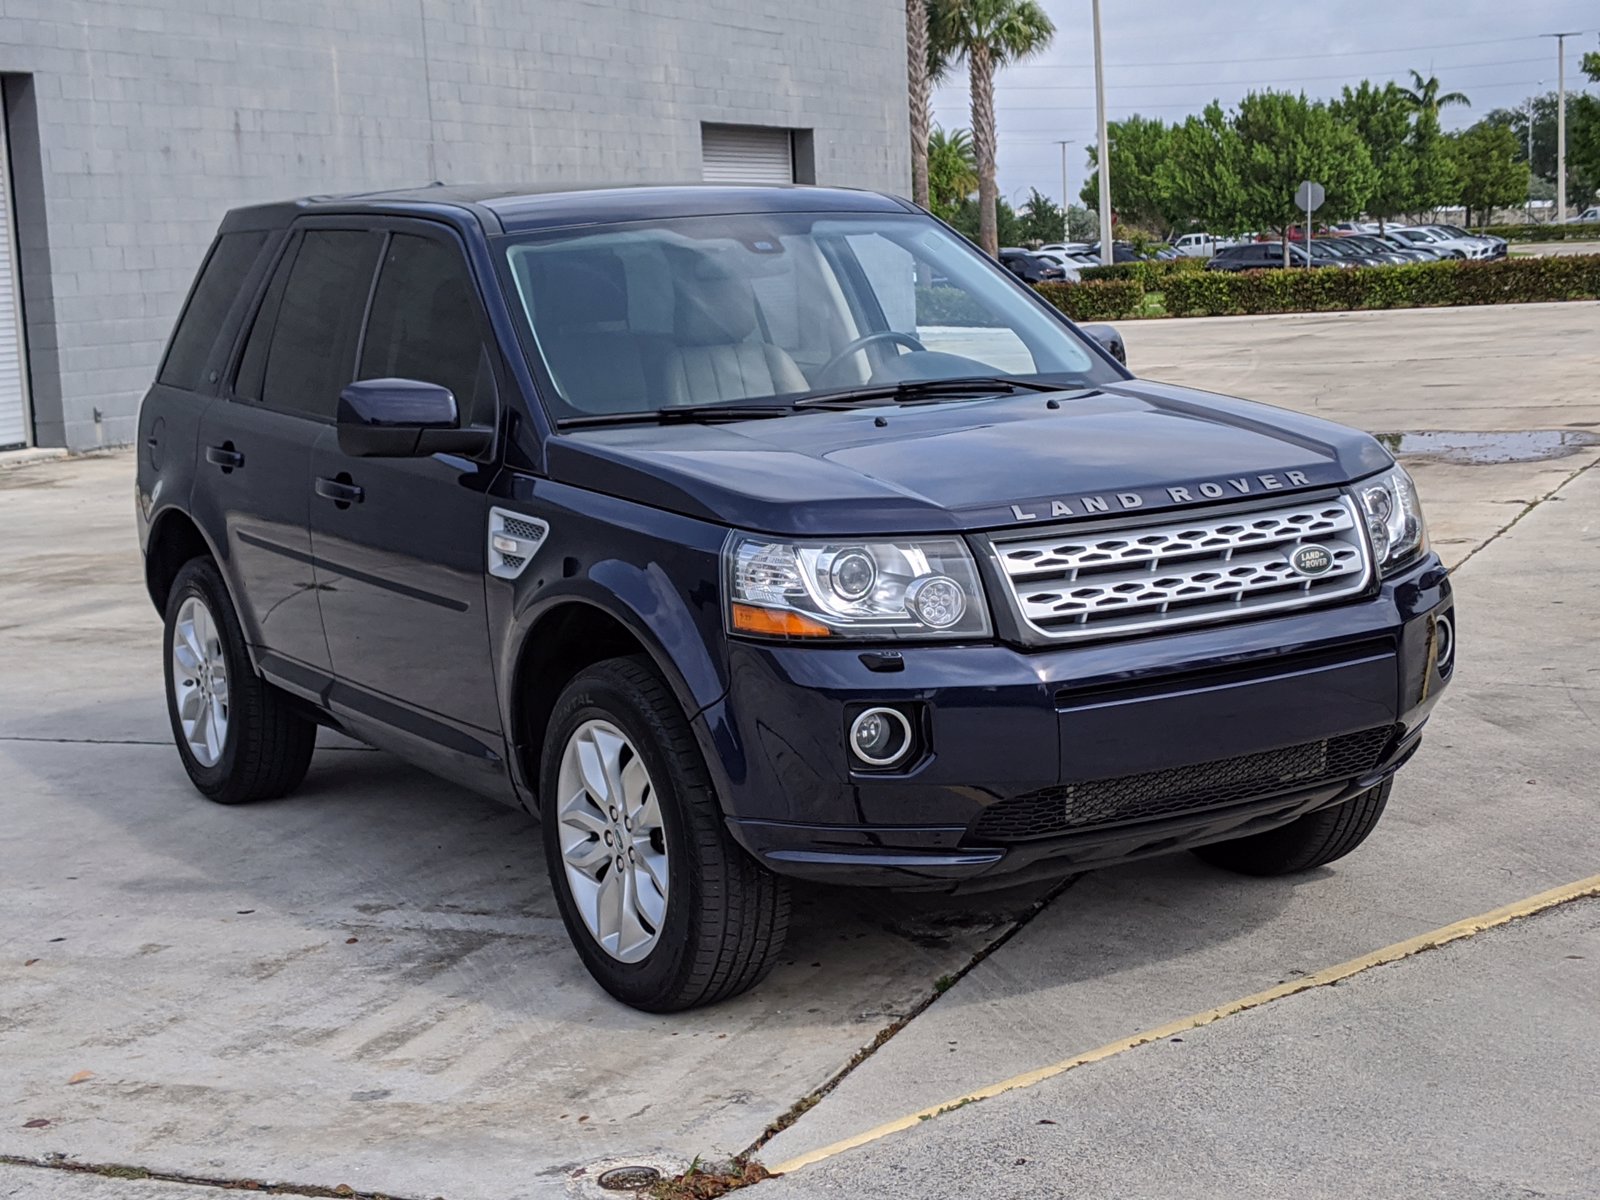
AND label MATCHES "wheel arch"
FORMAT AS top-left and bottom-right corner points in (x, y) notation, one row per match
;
(145, 506), (222, 615)
(505, 594), (726, 814)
